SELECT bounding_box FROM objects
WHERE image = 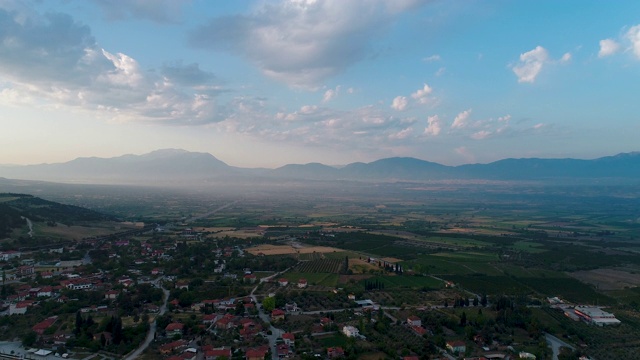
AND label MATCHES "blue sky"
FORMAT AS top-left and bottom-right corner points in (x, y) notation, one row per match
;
(1, 0), (639, 168)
